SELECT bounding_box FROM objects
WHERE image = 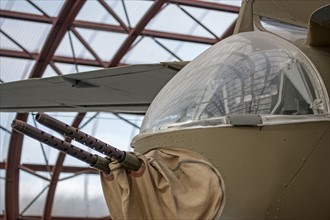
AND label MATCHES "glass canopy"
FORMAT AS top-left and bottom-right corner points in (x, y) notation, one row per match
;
(141, 31), (329, 133)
